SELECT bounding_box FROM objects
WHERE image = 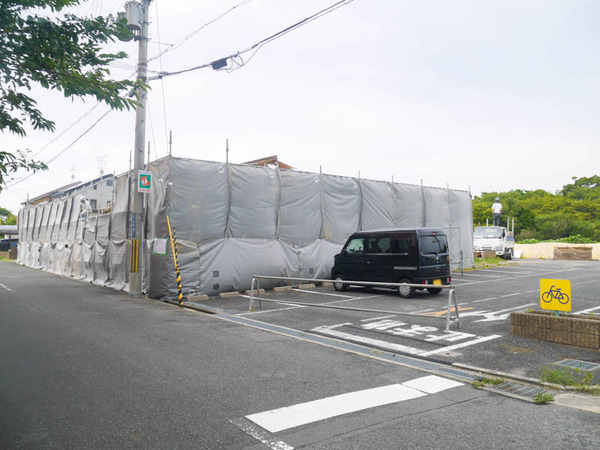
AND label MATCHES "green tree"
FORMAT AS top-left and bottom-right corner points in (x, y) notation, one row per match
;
(473, 177), (600, 242)
(0, 207), (17, 225)
(0, 0), (141, 190)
